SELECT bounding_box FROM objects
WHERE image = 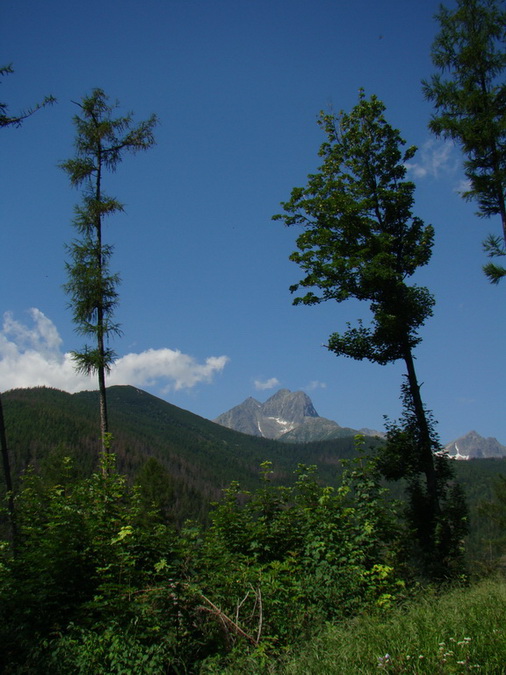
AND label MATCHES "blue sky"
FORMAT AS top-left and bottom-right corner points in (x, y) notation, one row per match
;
(1, 0), (505, 444)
